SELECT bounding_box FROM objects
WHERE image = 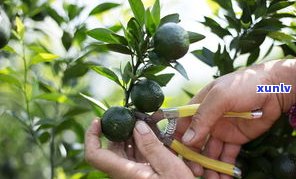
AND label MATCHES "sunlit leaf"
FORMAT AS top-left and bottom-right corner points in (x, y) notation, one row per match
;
(35, 93), (74, 105)
(89, 43), (132, 55)
(91, 66), (122, 86)
(87, 28), (126, 44)
(79, 93), (107, 111)
(89, 2), (120, 16)
(268, 31), (295, 42)
(0, 74), (21, 87)
(15, 17), (25, 39)
(30, 53), (59, 65)
(128, 0), (145, 26)
(151, 0), (160, 26)
(145, 8), (156, 36)
(1, 45), (16, 53)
